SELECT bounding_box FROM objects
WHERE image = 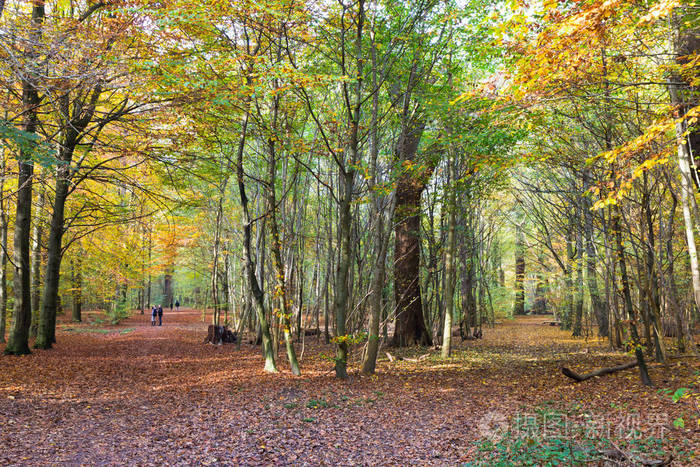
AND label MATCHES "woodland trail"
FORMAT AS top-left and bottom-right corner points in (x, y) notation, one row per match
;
(1, 311), (698, 465)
